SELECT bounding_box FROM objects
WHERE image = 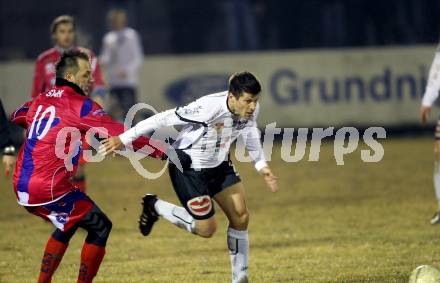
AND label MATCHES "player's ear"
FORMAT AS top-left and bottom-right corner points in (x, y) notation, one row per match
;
(64, 72), (75, 82)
